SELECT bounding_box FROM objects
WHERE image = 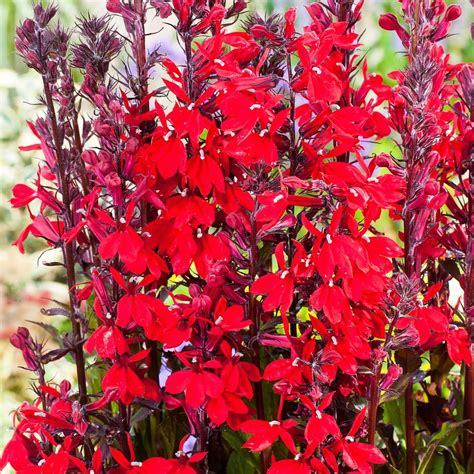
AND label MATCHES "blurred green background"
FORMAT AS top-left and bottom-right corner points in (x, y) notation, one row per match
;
(0, 0), (472, 458)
